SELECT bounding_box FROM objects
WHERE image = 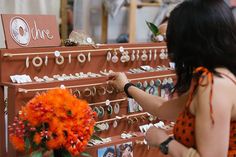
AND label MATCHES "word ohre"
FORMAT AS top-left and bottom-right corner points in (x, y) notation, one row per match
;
(10, 16), (54, 46)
